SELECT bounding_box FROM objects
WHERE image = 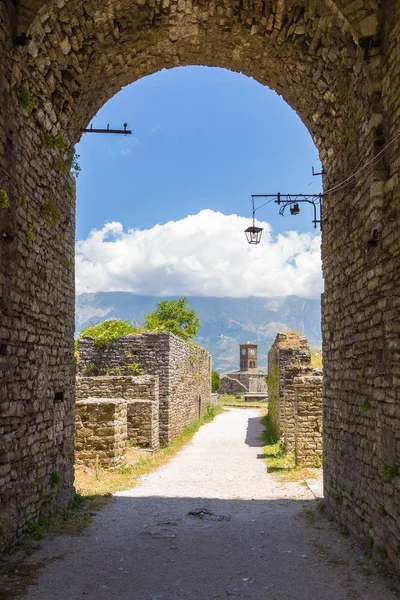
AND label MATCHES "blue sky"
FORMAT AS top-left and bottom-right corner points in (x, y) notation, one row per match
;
(76, 66), (322, 238)
(75, 66), (323, 298)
